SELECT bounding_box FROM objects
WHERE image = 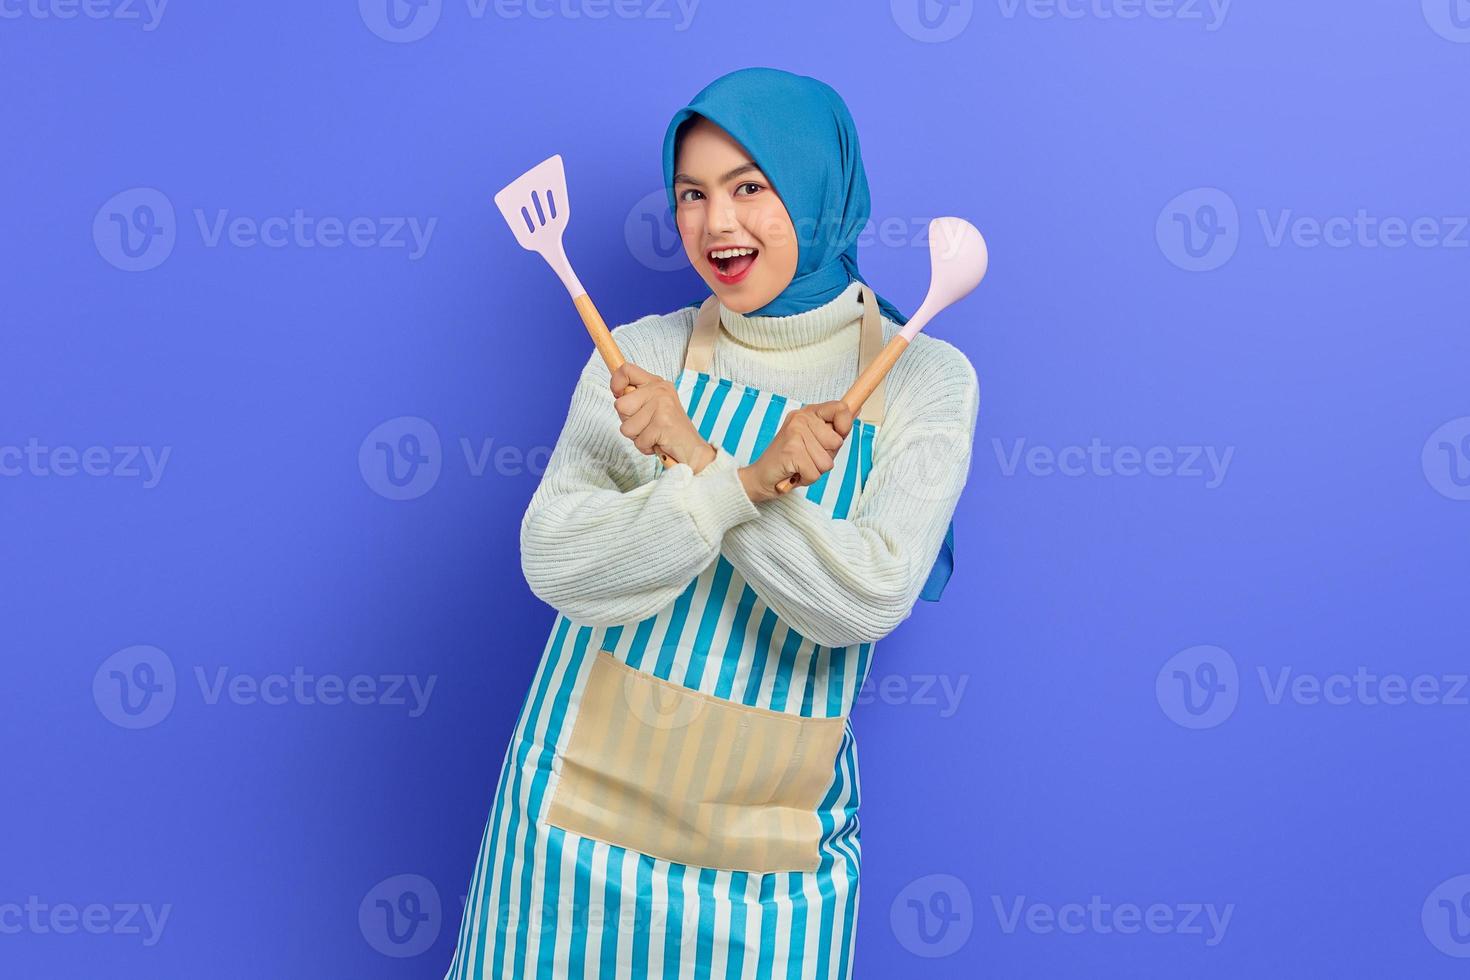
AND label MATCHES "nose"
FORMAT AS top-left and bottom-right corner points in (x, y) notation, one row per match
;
(705, 194), (738, 238)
